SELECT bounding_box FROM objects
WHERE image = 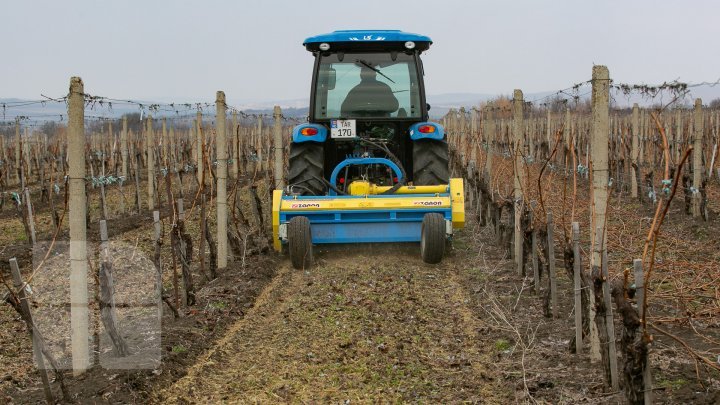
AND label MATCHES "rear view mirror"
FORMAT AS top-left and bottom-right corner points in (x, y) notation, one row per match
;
(322, 66), (336, 90)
